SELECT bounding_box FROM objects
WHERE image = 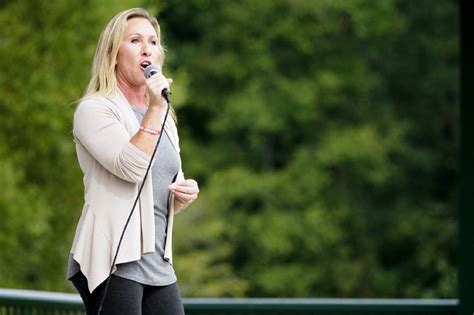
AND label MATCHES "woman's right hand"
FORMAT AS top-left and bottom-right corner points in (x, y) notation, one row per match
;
(145, 73), (172, 109)
(132, 73), (173, 156)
